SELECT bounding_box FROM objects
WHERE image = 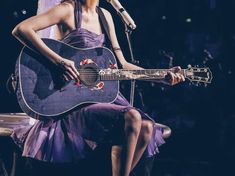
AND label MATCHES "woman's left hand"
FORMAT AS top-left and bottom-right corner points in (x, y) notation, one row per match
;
(162, 66), (185, 86)
(122, 62), (185, 85)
